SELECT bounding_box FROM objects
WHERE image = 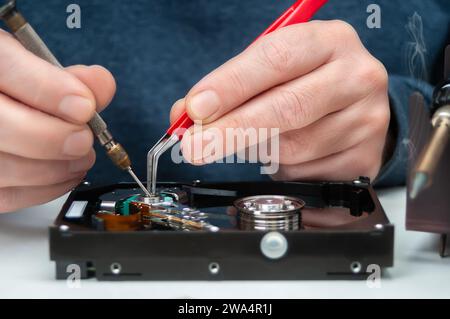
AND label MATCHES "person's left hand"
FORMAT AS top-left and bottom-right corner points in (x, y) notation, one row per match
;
(170, 21), (390, 181)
